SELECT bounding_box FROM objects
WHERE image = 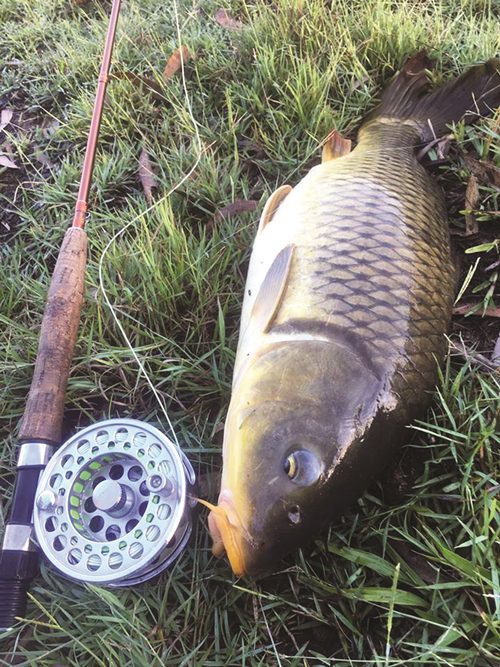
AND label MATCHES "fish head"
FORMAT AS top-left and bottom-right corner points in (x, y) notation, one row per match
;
(208, 339), (383, 576)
